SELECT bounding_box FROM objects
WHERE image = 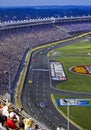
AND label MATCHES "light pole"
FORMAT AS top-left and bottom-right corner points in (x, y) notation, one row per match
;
(64, 99), (69, 130)
(67, 103), (69, 130)
(4, 71), (11, 102)
(8, 72), (11, 102)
